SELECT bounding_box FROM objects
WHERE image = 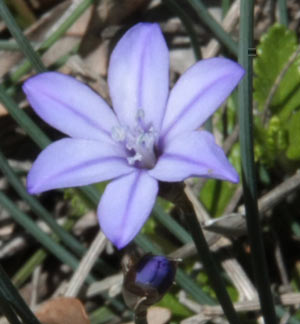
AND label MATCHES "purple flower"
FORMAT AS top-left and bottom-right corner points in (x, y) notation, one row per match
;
(23, 23), (244, 249)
